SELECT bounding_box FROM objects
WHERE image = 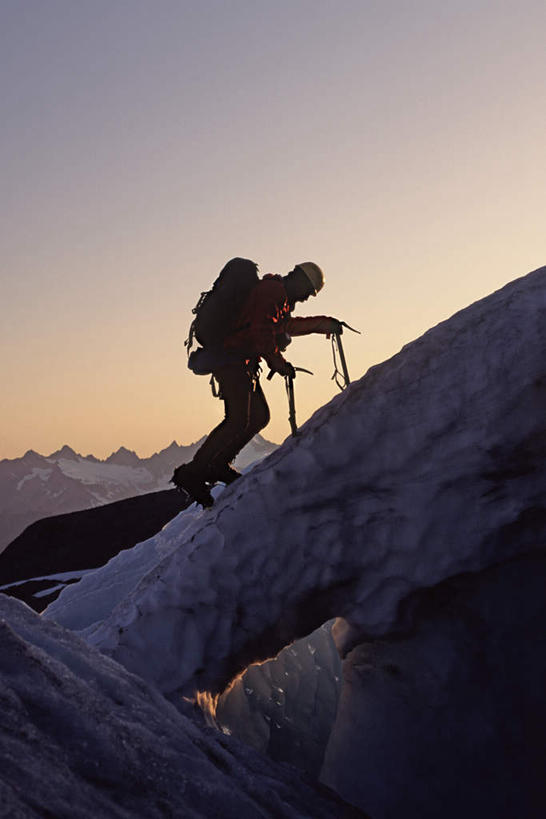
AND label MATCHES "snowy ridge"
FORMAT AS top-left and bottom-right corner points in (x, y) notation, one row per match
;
(49, 267), (546, 702)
